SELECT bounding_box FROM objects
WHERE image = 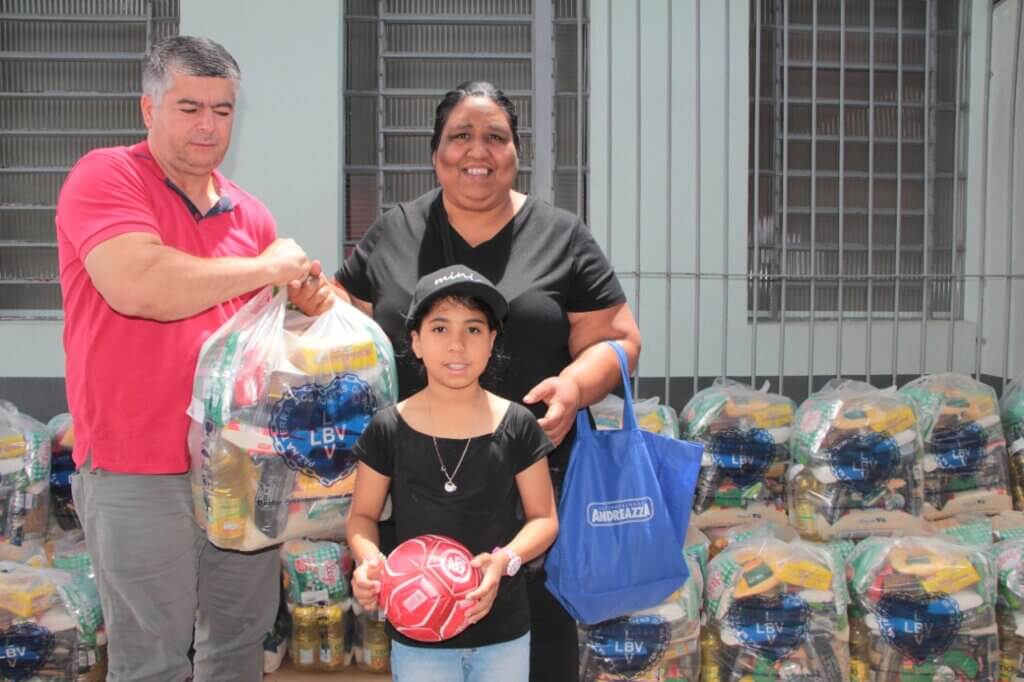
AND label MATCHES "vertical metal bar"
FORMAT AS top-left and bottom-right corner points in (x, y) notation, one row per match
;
(376, 0), (386, 226)
(723, 0), (732, 380)
(808, 0), (818, 396)
(665, 0), (673, 404)
(920, 0), (932, 375)
(634, 0), (642, 396)
(949, 0), (965, 372)
(145, 0), (153, 46)
(778, 0), (790, 395)
(974, 0), (994, 379)
(892, 0), (904, 387)
(577, 0), (585, 218)
(837, 0), (846, 379)
(751, 0), (763, 387)
(694, 0), (704, 396)
(534, 0), (555, 205)
(866, 0), (875, 383)
(1003, 0), (1023, 391)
